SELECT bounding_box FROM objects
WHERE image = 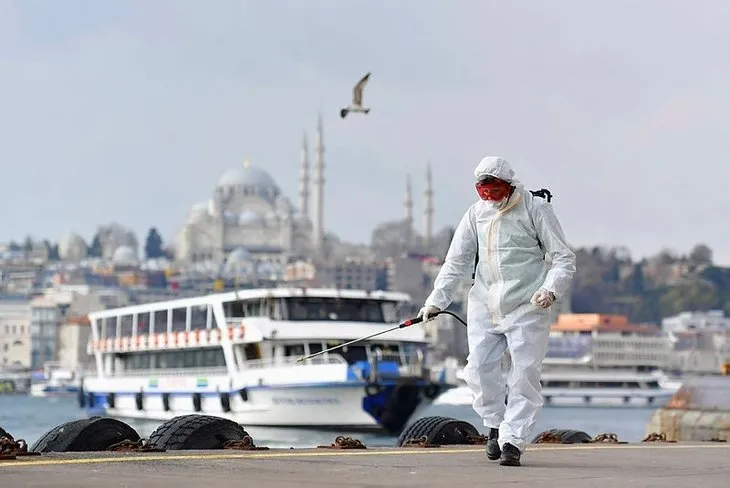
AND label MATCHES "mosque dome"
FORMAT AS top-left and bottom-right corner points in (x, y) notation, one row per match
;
(224, 247), (255, 274)
(226, 247), (253, 265)
(112, 245), (139, 266)
(188, 201), (211, 224)
(217, 161), (279, 193)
